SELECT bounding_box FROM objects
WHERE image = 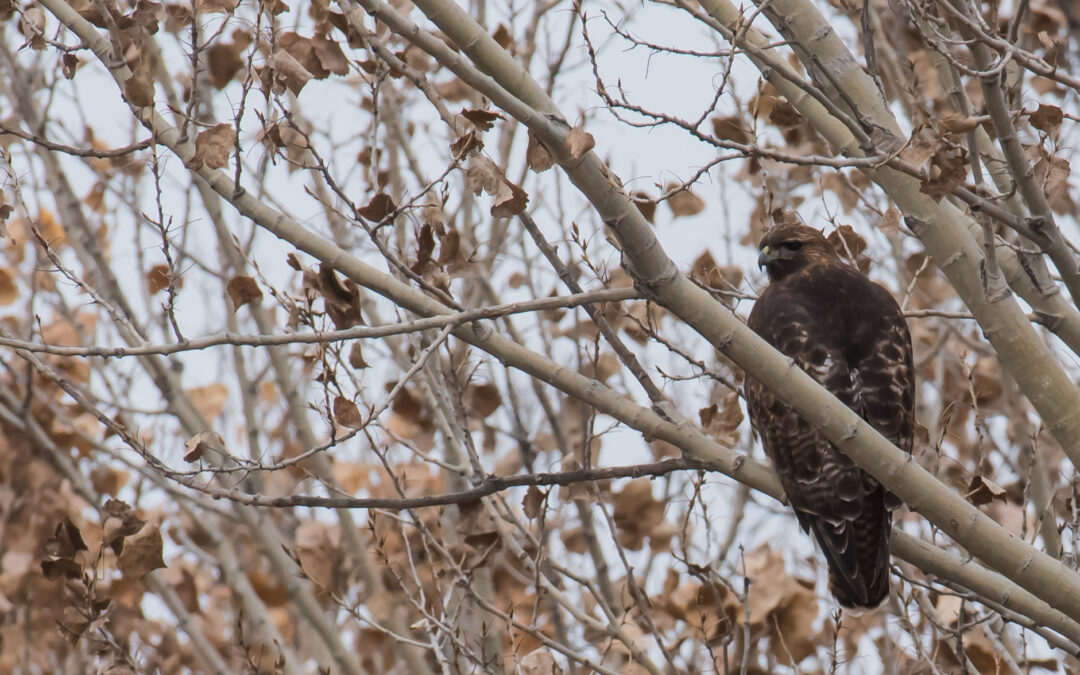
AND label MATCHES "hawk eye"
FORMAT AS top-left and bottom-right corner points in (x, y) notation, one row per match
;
(783, 241), (803, 251)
